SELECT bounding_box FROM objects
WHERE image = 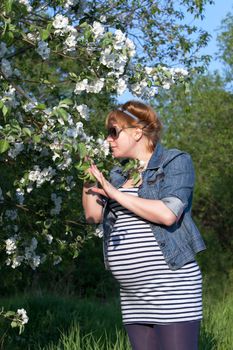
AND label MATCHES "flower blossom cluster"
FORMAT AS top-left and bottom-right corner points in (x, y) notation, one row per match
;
(74, 78), (105, 94)
(16, 188), (25, 205)
(8, 142), (24, 159)
(1, 86), (20, 109)
(18, 0), (32, 12)
(27, 166), (56, 190)
(16, 308), (29, 325)
(5, 236), (18, 255)
(5, 209), (18, 221)
(1, 58), (13, 78)
(0, 42), (7, 57)
(75, 104), (90, 120)
(91, 21), (105, 39)
(24, 237), (42, 270)
(50, 193), (62, 216)
(36, 41), (50, 60)
(5, 234), (43, 270)
(52, 14), (78, 52)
